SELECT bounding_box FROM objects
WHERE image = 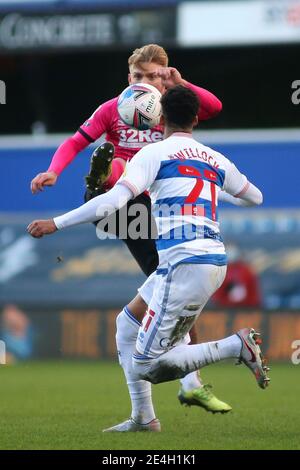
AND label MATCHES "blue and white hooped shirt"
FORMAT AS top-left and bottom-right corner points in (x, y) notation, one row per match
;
(120, 132), (248, 268)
